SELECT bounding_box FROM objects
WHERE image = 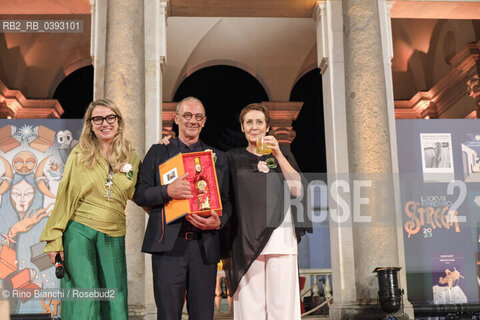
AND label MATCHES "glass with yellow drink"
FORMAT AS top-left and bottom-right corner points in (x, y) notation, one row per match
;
(256, 136), (272, 154)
